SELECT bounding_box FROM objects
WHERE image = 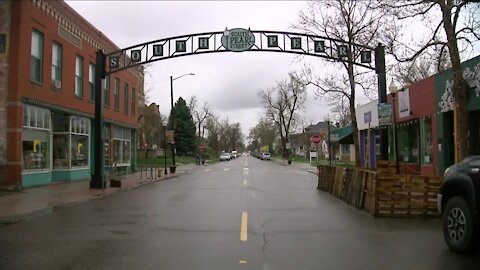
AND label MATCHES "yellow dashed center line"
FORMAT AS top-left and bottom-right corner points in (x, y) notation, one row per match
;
(243, 180), (247, 186)
(239, 260), (247, 264)
(240, 212), (248, 241)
